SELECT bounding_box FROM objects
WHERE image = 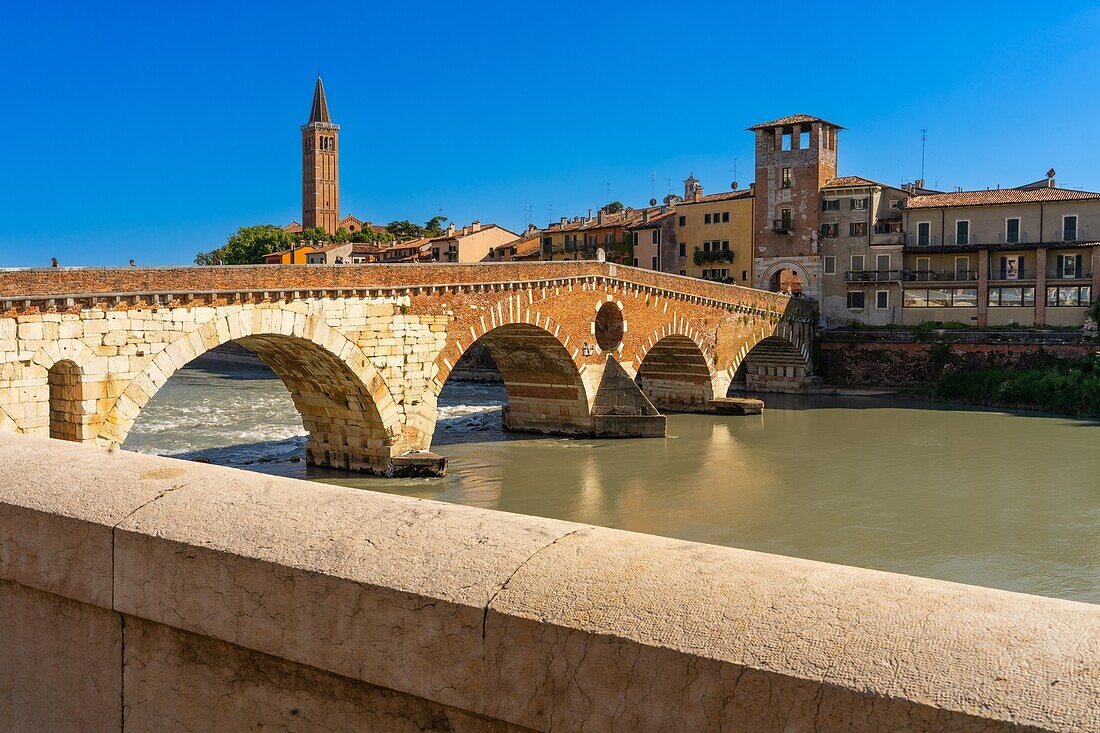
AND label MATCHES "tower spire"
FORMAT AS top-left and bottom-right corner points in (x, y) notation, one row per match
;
(308, 75), (331, 125)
